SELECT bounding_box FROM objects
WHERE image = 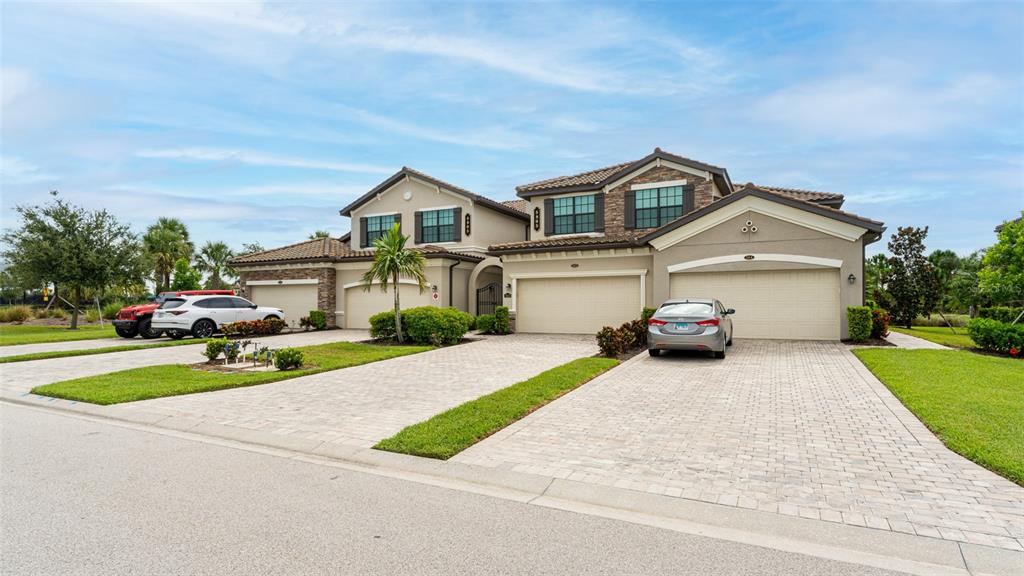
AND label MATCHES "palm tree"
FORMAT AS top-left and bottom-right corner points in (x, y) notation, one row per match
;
(196, 241), (236, 289)
(142, 218), (193, 292)
(308, 230), (330, 239)
(361, 224), (427, 343)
